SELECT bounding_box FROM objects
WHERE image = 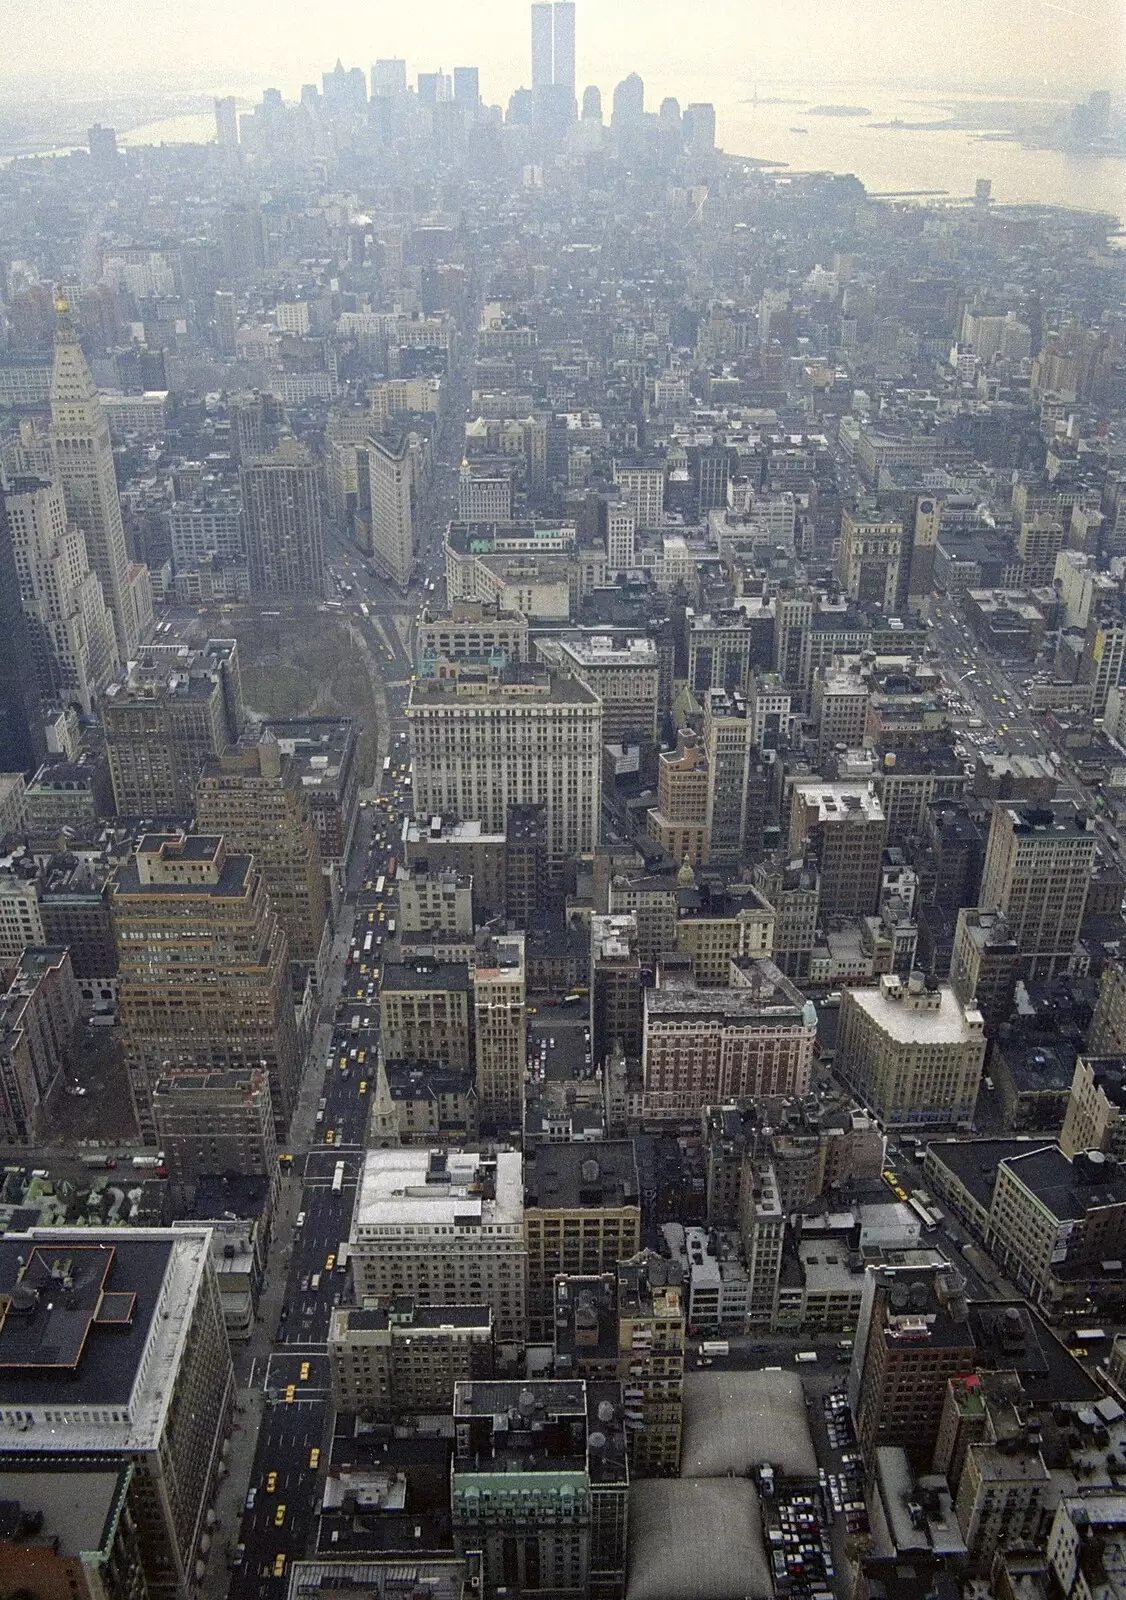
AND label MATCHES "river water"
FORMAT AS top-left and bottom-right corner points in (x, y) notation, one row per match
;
(38, 84), (1126, 224)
